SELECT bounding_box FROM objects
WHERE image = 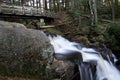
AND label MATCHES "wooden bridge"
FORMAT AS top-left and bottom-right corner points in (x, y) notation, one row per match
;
(0, 0), (70, 28)
(0, 0), (71, 20)
(0, 4), (58, 20)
